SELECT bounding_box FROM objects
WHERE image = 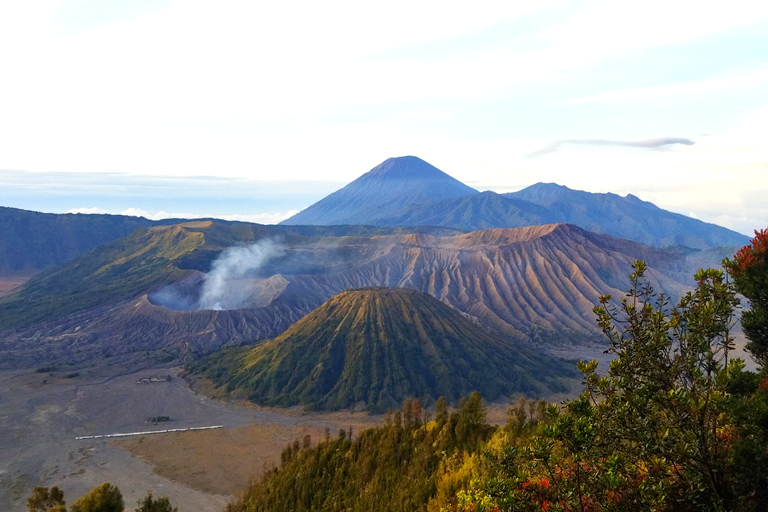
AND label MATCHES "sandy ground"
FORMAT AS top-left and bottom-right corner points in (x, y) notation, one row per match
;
(5, 343), (713, 512)
(0, 367), (383, 512)
(115, 423), (327, 497)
